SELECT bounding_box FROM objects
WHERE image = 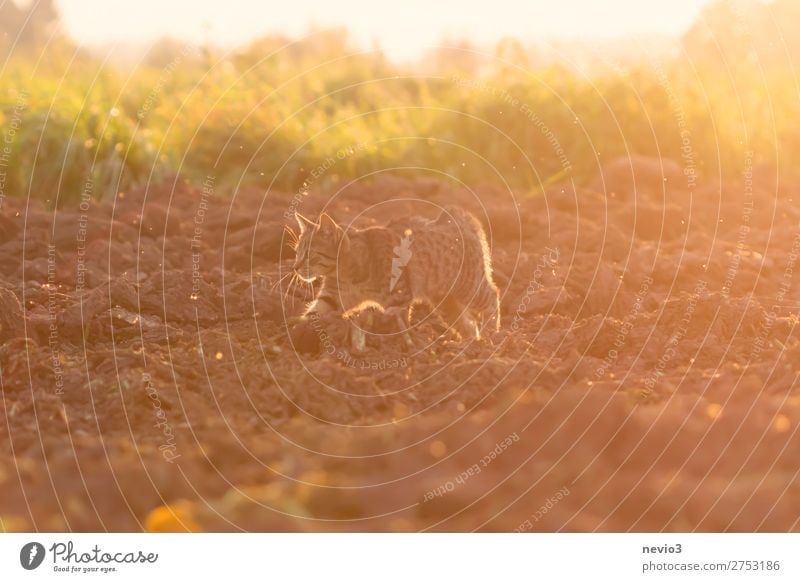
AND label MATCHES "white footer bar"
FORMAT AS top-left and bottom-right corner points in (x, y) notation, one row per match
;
(0, 534), (795, 580)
